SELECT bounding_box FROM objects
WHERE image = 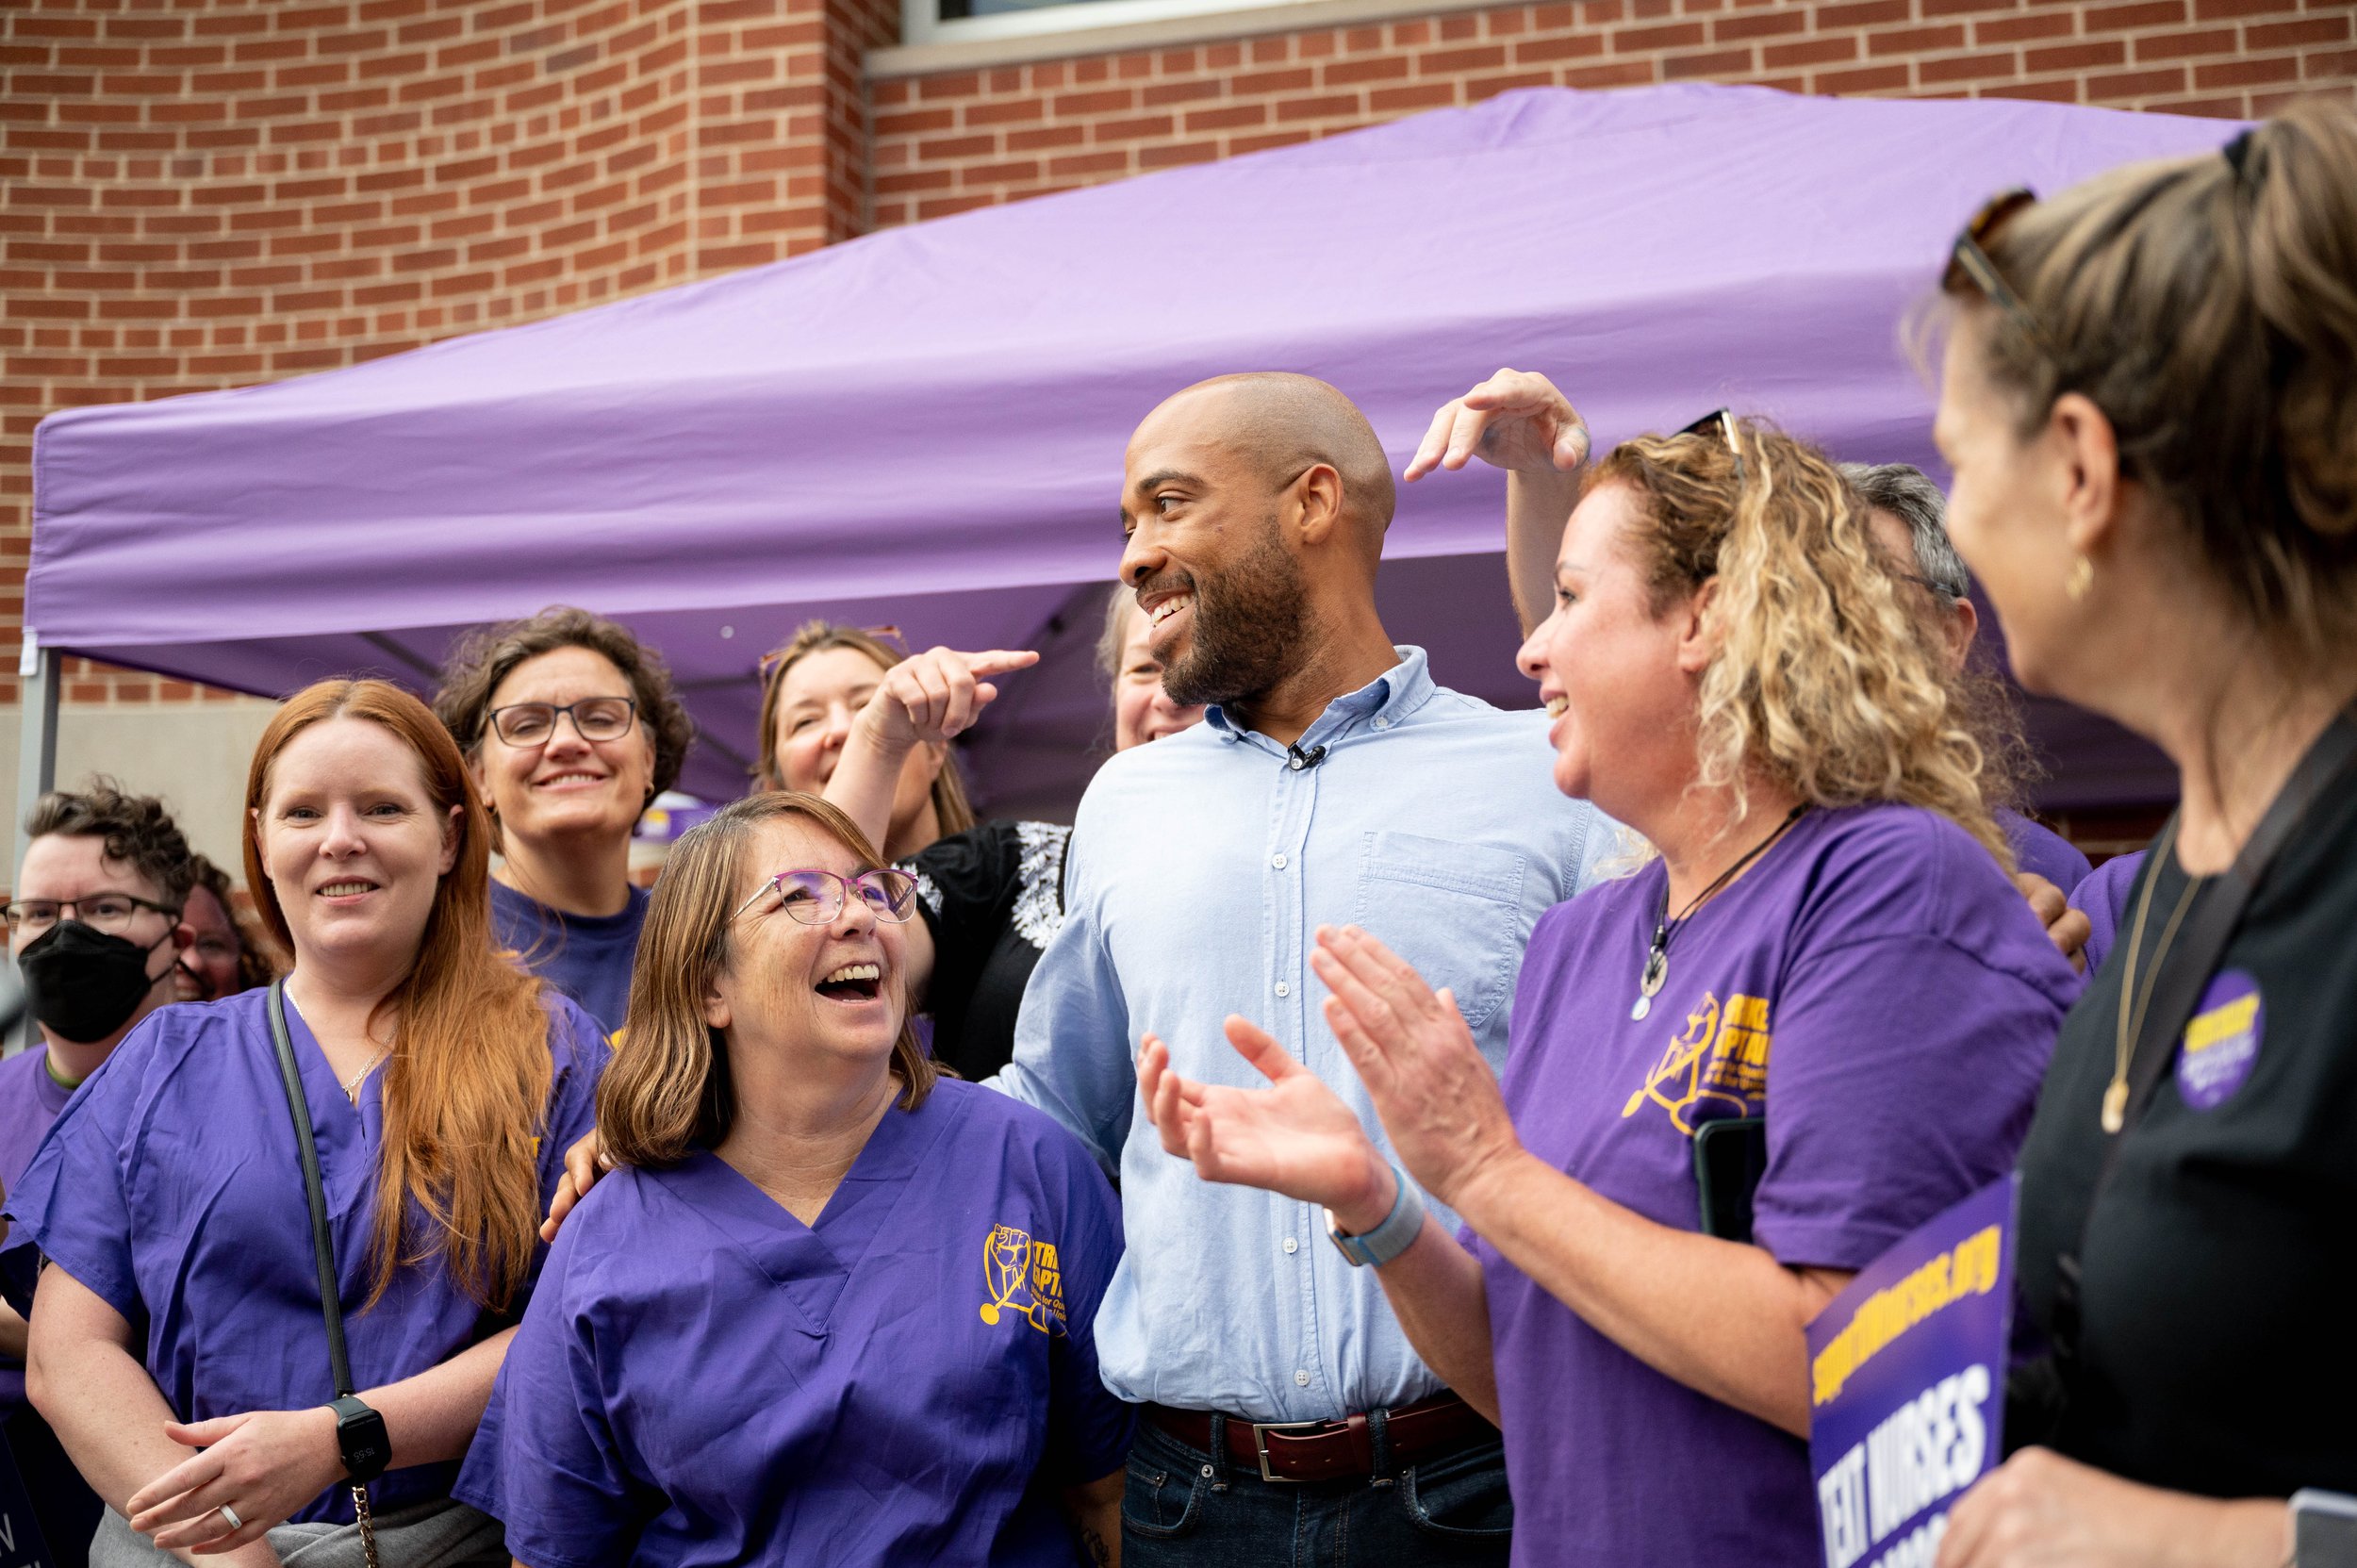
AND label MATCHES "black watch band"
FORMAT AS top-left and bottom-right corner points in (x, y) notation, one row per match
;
(328, 1394), (391, 1483)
